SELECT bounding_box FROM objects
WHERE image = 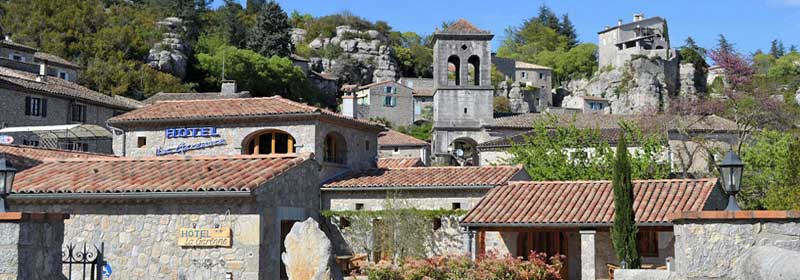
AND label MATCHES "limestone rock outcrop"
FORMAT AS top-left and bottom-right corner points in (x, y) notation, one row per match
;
(565, 56), (682, 114)
(281, 218), (331, 280)
(146, 17), (190, 79)
(301, 25), (399, 84)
